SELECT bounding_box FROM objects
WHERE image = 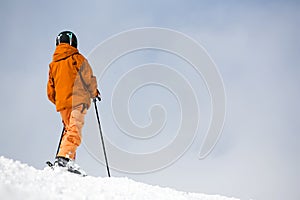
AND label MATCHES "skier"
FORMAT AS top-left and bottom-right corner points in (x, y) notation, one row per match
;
(47, 31), (100, 175)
